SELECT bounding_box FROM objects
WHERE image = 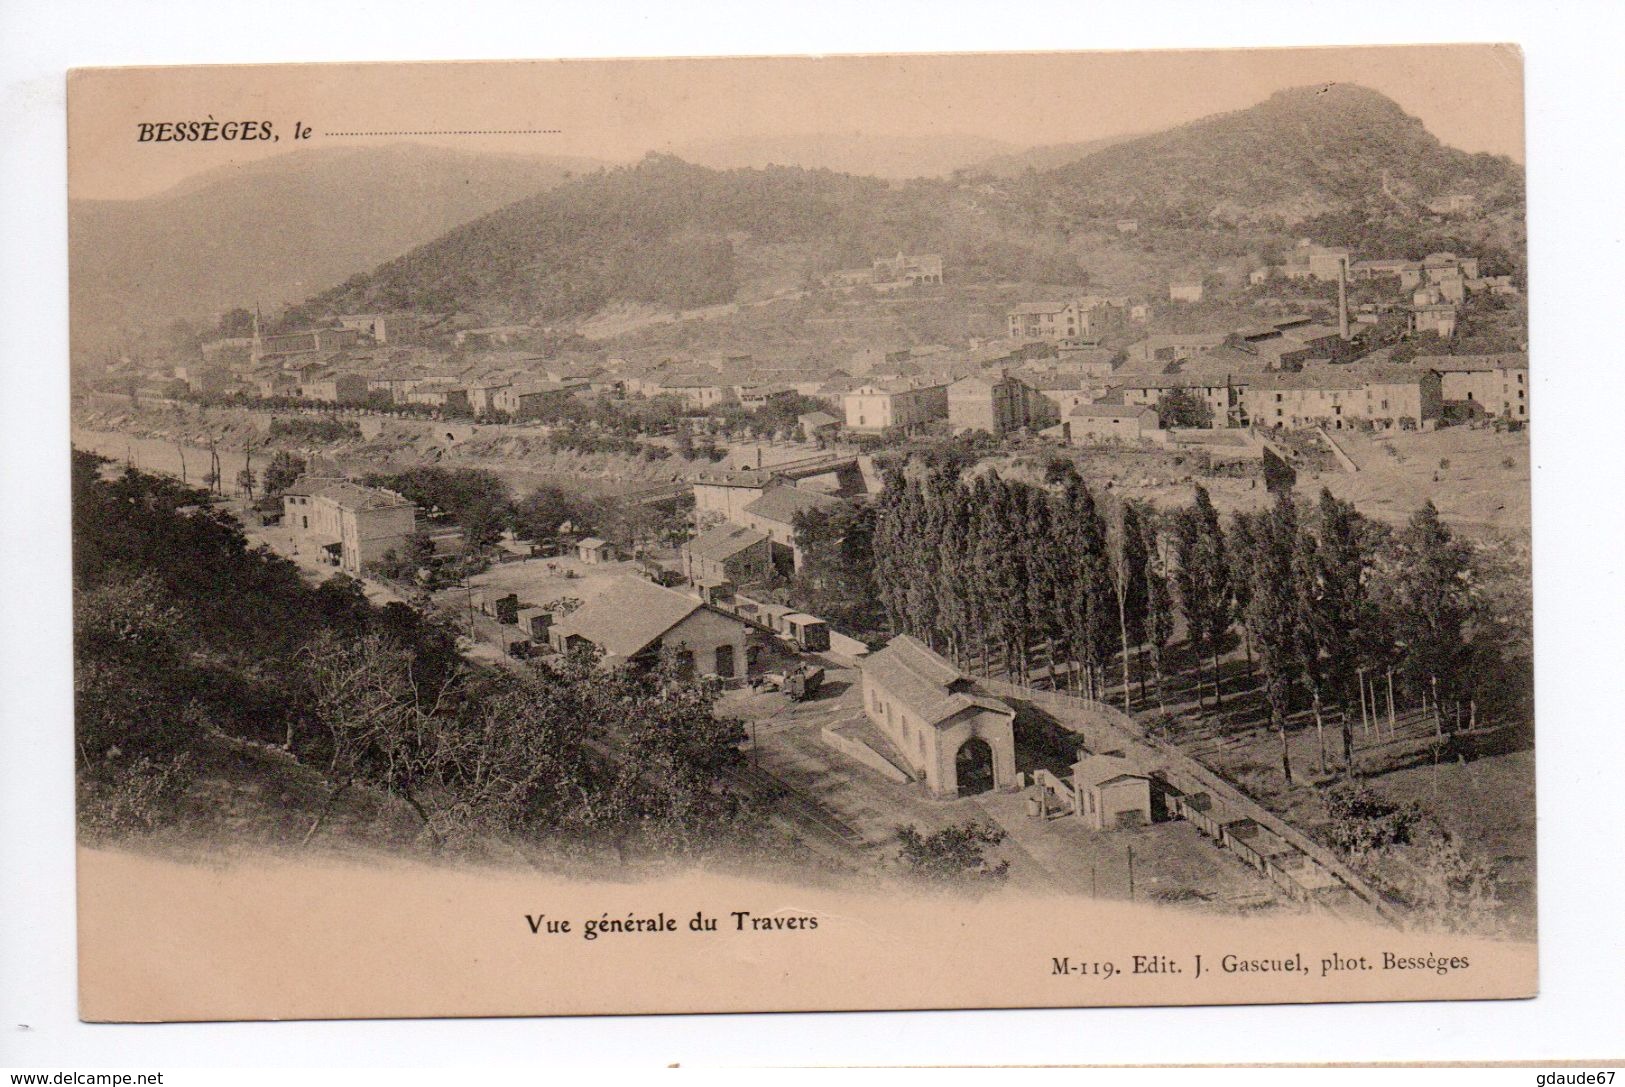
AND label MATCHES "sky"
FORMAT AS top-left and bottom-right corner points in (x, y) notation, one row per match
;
(69, 44), (1524, 201)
